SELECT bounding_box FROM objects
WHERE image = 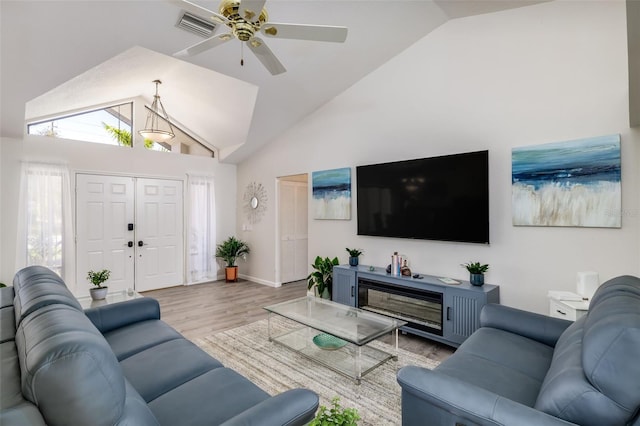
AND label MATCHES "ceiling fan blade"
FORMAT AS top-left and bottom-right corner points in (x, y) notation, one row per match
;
(174, 33), (233, 57)
(238, 0), (266, 22)
(261, 22), (348, 43)
(169, 0), (229, 25)
(247, 37), (286, 75)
